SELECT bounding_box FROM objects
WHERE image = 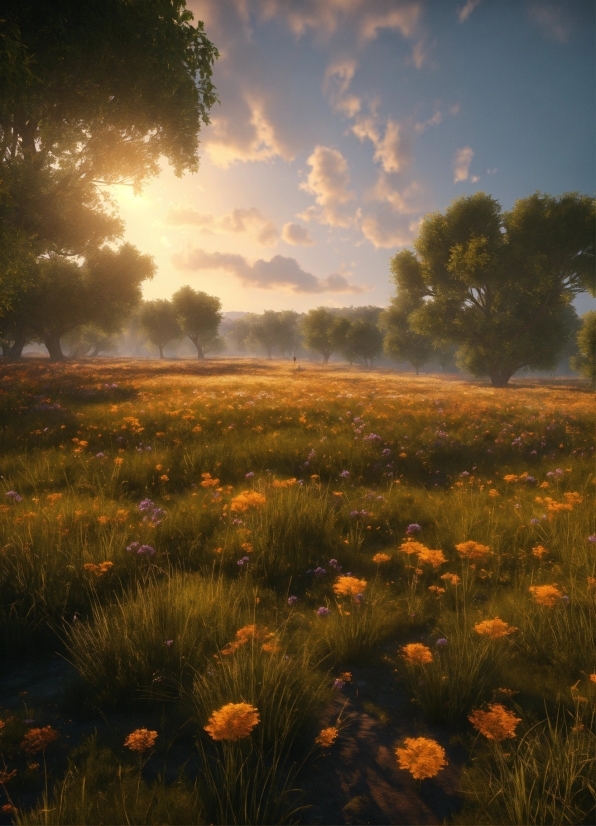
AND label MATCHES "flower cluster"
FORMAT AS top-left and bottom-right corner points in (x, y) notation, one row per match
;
(529, 584), (563, 607)
(373, 552), (392, 564)
(204, 703), (260, 741)
(395, 737), (448, 779)
(333, 576), (367, 598)
(126, 541), (156, 557)
(230, 491), (267, 513)
(21, 726), (59, 754)
(473, 618), (517, 638)
(315, 727), (339, 747)
(400, 643), (433, 665)
(455, 540), (491, 560)
(124, 728), (158, 753)
(220, 624), (278, 655)
(469, 704), (521, 741)
(83, 561), (114, 577)
(138, 498), (166, 525)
